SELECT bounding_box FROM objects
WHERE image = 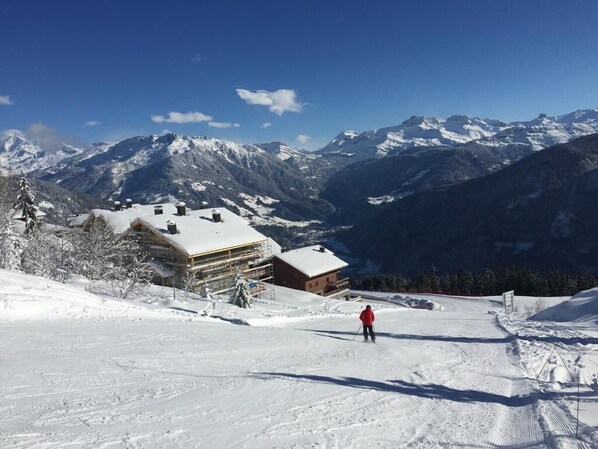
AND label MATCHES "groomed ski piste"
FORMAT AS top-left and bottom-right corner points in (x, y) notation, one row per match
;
(1, 269), (597, 448)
